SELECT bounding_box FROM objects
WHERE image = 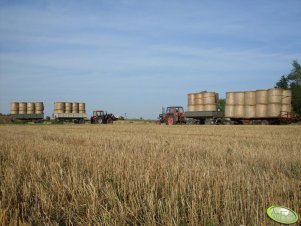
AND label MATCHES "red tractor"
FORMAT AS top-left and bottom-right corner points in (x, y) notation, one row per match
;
(159, 106), (186, 125)
(91, 110), (118, 124)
